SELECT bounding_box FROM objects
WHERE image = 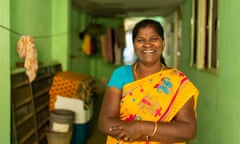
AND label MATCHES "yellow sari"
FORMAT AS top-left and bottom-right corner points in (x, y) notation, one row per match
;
(107, 69), (199, 144)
